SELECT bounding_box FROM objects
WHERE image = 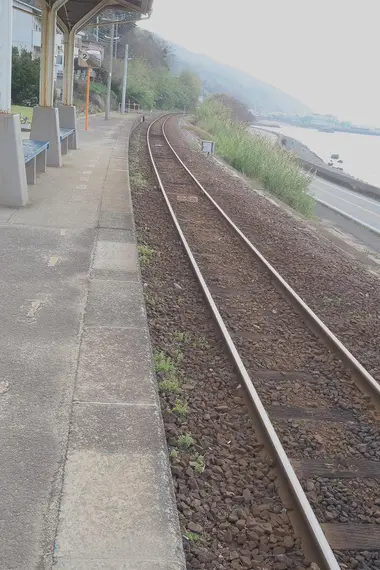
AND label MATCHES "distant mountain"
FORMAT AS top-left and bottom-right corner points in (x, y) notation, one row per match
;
(169, 44), (311, 116)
